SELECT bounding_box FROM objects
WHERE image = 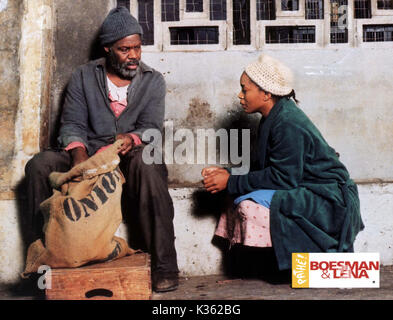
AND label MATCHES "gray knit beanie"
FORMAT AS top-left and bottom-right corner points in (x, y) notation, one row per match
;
(99, 7), (143, 46)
